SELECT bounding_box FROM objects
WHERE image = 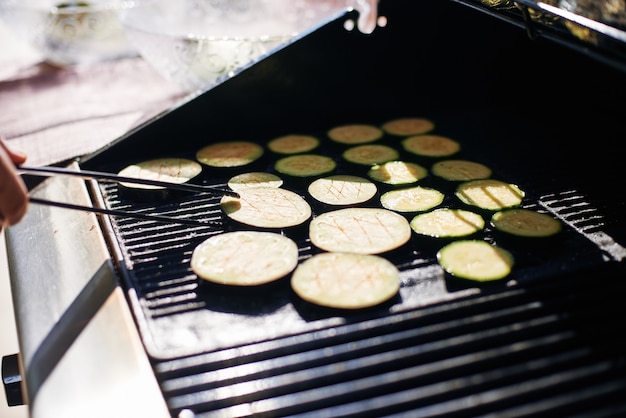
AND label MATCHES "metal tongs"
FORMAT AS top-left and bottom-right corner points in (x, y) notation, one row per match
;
(19, 165), (240, 226)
